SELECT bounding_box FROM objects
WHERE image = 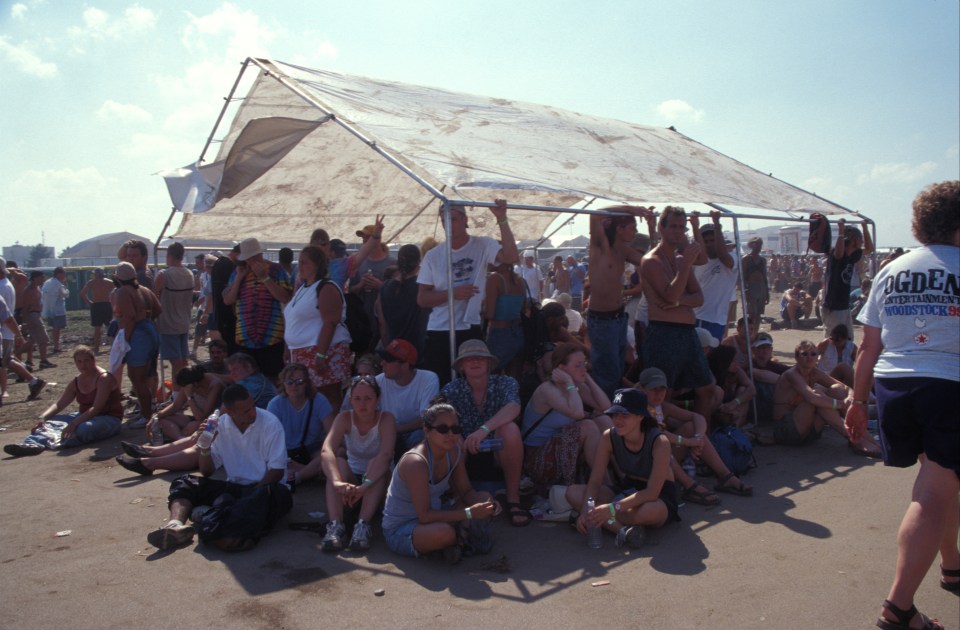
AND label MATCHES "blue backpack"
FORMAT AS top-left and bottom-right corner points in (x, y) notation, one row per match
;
(710, 425), (756, 477)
